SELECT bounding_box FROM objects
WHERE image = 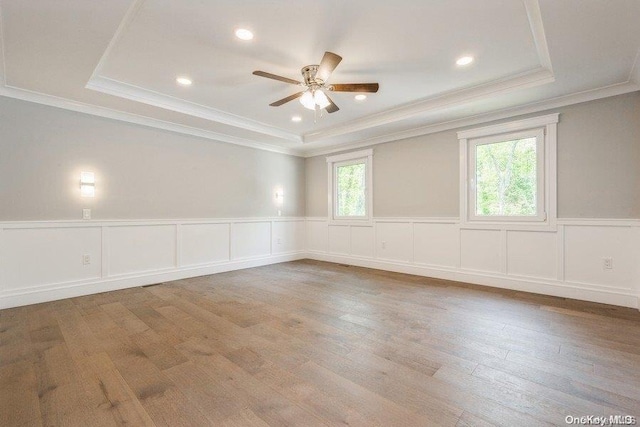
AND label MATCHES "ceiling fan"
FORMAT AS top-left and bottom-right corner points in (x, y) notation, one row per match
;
(253, 51), (379, 114)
